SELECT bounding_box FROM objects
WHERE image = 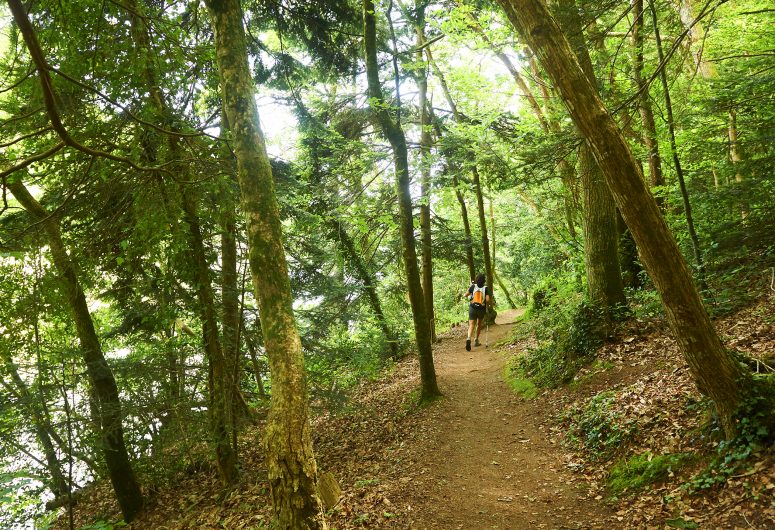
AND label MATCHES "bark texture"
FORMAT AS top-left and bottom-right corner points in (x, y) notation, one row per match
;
(363, 0), (440, 399)
(205, 0), (327, 526)
(7, 179), (143, 521)
(553, 0), (626, 317)
(495, 0), (749, 437)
